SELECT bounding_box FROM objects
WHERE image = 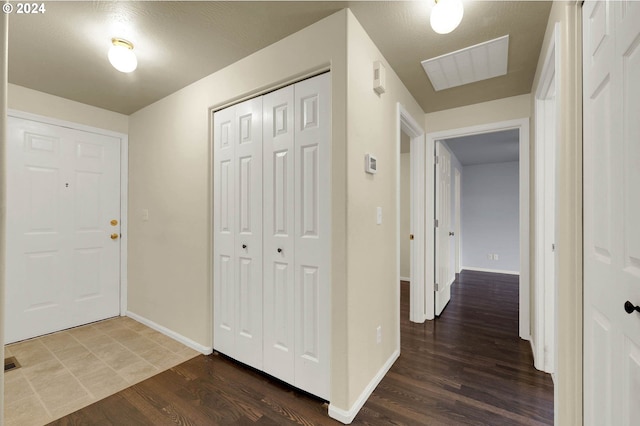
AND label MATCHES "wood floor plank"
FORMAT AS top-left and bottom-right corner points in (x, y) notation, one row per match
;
(50, 270), (552, 425)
